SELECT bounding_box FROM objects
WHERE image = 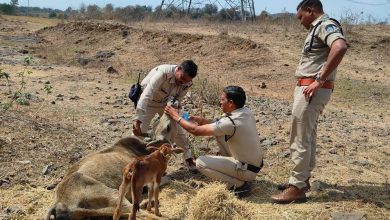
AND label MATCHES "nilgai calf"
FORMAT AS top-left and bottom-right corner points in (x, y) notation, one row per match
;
(114, 143), (183, 220)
